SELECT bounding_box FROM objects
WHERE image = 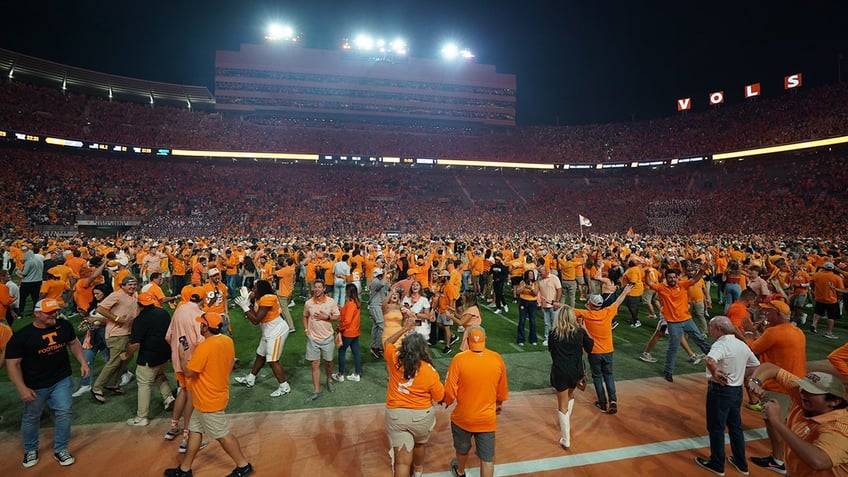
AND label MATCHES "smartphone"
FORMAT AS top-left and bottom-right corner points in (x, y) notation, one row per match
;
(179, 336), (189, 351)
(415, 320), (423, 325)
